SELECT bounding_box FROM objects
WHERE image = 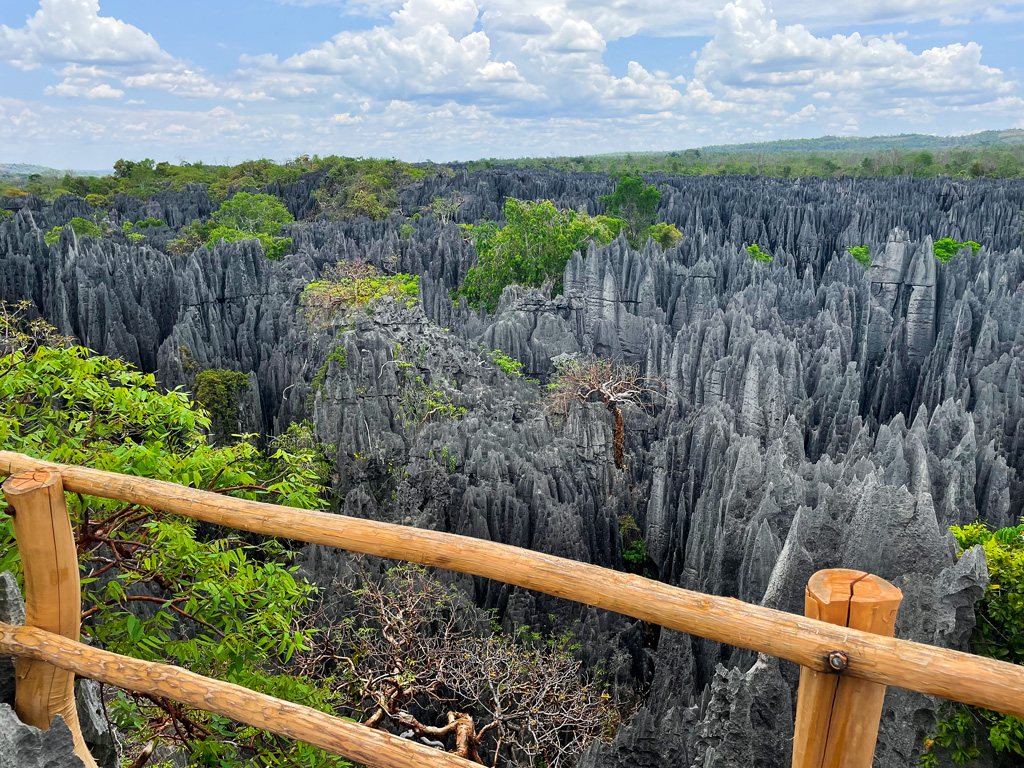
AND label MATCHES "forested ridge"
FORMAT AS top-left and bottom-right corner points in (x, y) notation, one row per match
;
(1, 158), (1023, 767)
